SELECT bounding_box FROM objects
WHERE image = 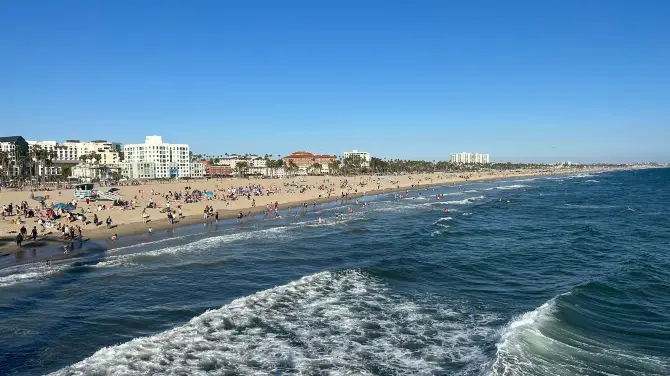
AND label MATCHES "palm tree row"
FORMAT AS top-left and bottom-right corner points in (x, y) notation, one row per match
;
(0, 145), (60, 182)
